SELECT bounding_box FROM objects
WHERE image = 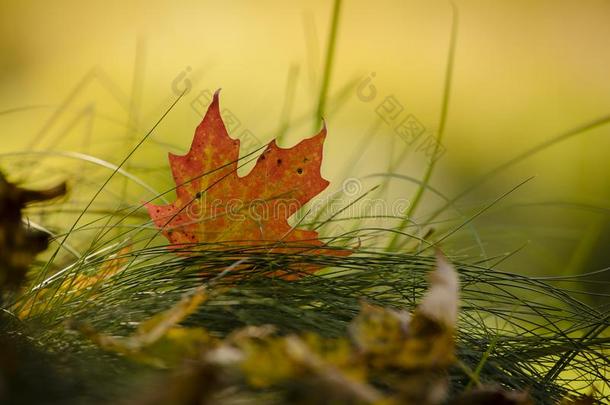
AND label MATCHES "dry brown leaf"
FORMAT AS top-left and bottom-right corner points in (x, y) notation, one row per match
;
(0, 172), (65, 290)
